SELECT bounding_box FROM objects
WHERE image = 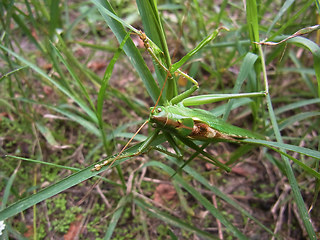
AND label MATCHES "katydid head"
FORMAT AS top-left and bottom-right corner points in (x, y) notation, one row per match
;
(149, 105), (196, 136)
(149, 106), (167, 123)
